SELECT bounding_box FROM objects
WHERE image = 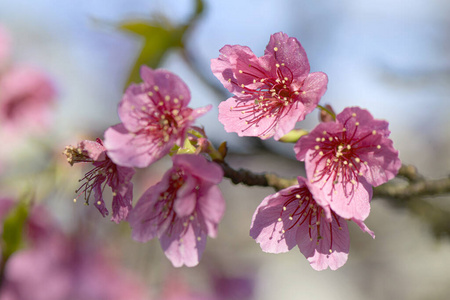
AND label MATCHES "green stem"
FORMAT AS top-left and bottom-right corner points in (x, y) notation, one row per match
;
(317, 104), (336, 120)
